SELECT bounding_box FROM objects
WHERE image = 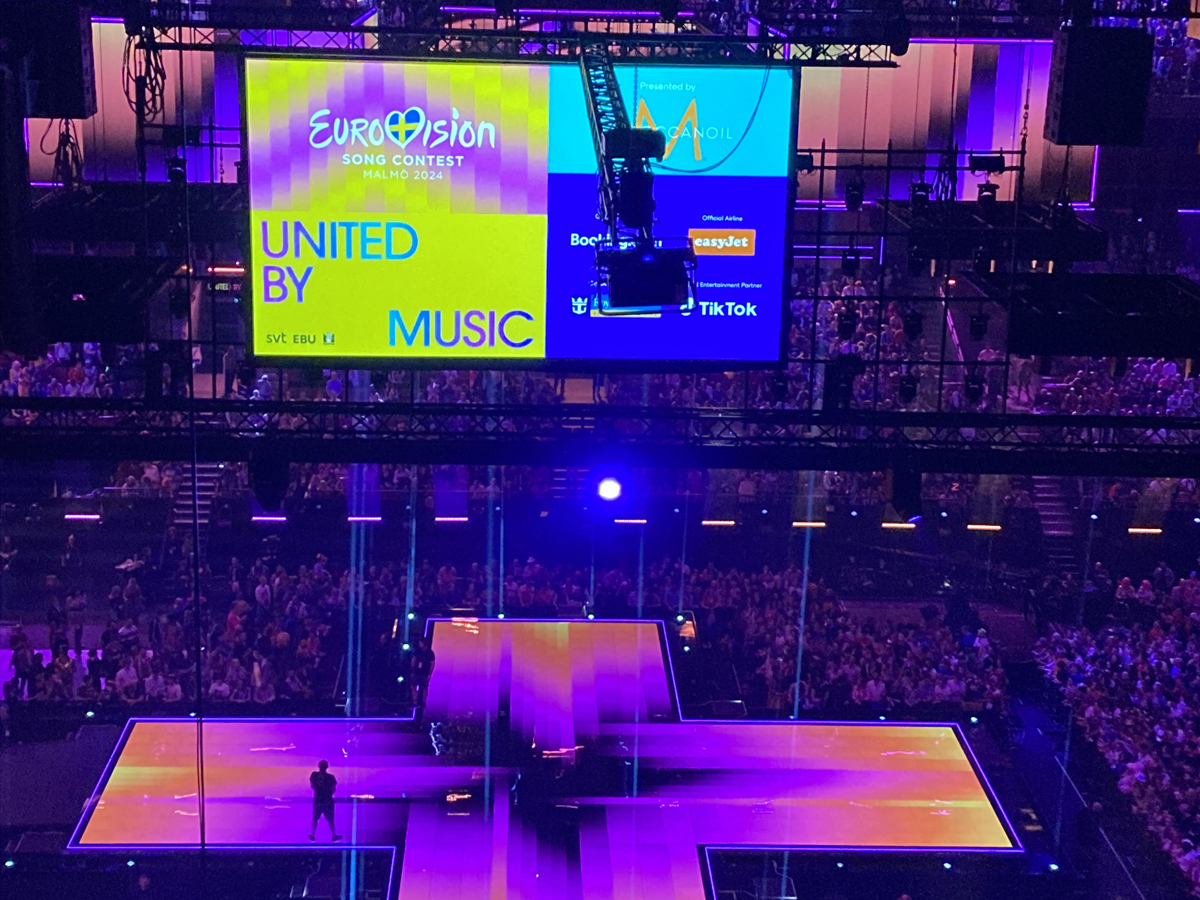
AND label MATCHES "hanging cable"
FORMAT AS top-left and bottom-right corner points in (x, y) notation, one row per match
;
(40, 119), (84, 189)
(1018, 43), (1034, 148)
(859, 68), (870, 168)
(934, 27), (962, 204)
(53, 120), (84, 188)
(649, 64), (771, 175)
(123, 28), (167, 118)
